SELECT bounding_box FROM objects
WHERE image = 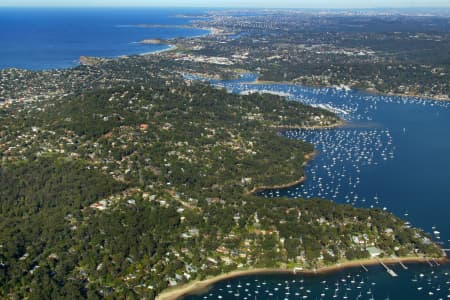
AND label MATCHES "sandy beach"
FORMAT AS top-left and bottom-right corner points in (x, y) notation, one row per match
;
(156, 256), (449, 300)
(140, 45), (177, 56)
(140, 26), (219, 57)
